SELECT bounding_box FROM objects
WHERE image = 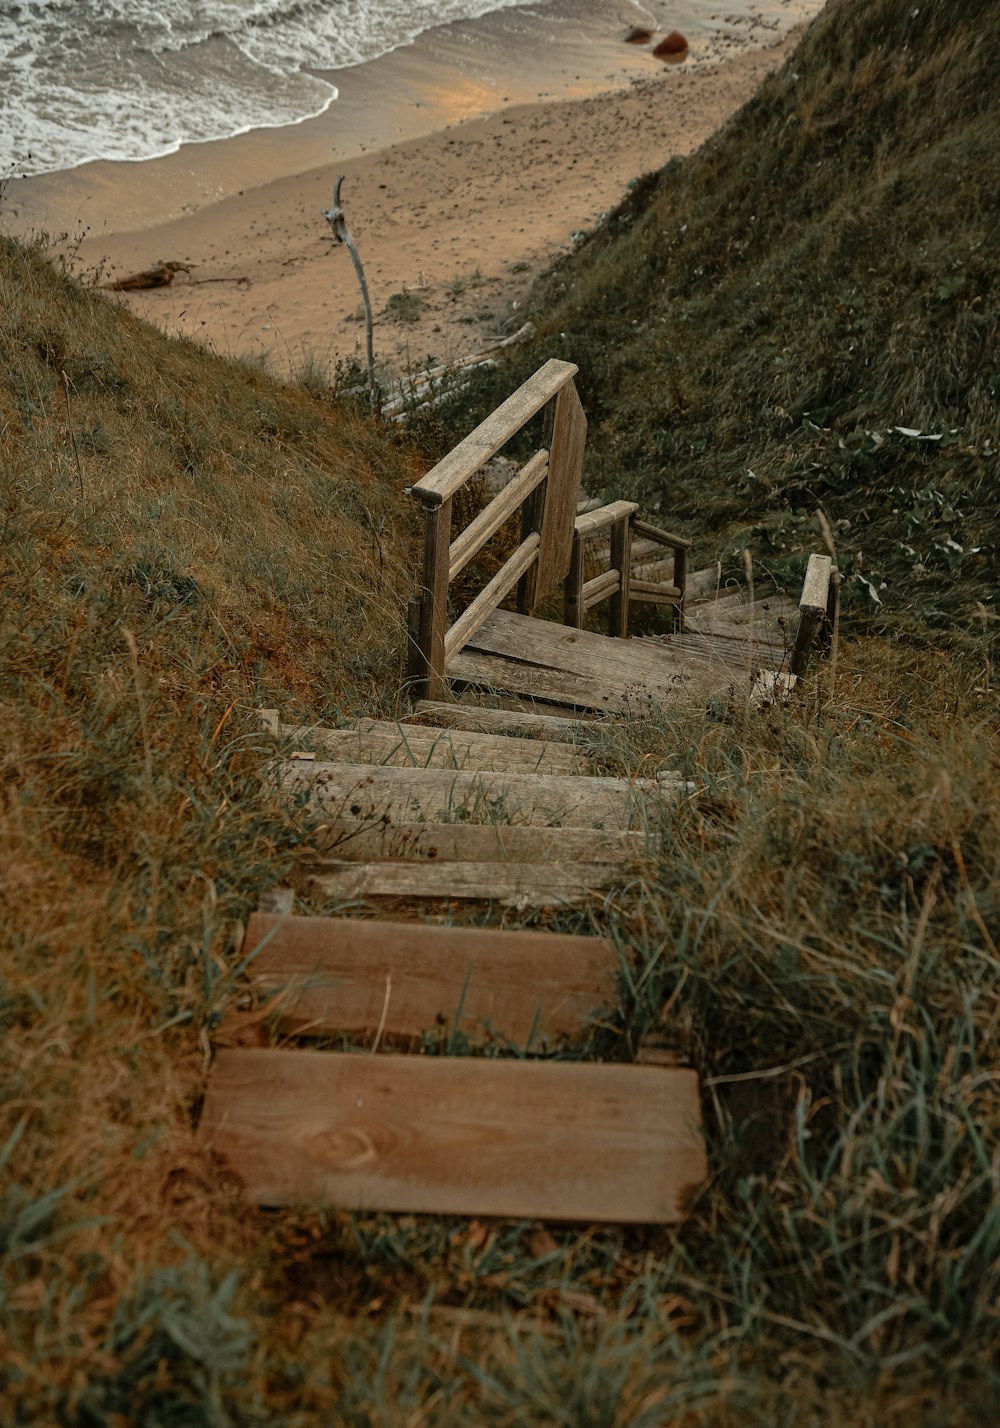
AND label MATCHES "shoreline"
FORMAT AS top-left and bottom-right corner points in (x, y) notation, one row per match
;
(5, 2), (818, 380)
